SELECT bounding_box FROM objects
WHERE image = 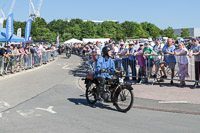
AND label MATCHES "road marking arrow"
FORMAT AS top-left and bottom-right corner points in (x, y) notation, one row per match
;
(36, 106), (57, 114)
